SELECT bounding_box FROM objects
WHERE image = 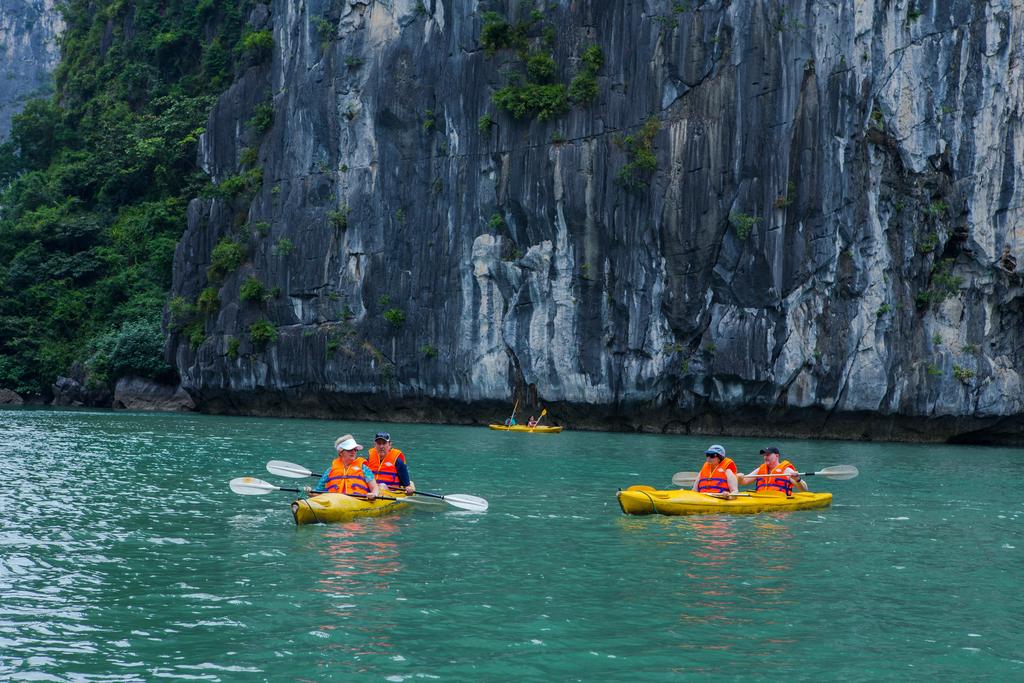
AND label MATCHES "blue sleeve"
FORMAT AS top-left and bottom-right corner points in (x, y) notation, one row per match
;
(361, 464), (376, 485)
(316, 469), (330, 491)
(395, 458), (411, 487)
